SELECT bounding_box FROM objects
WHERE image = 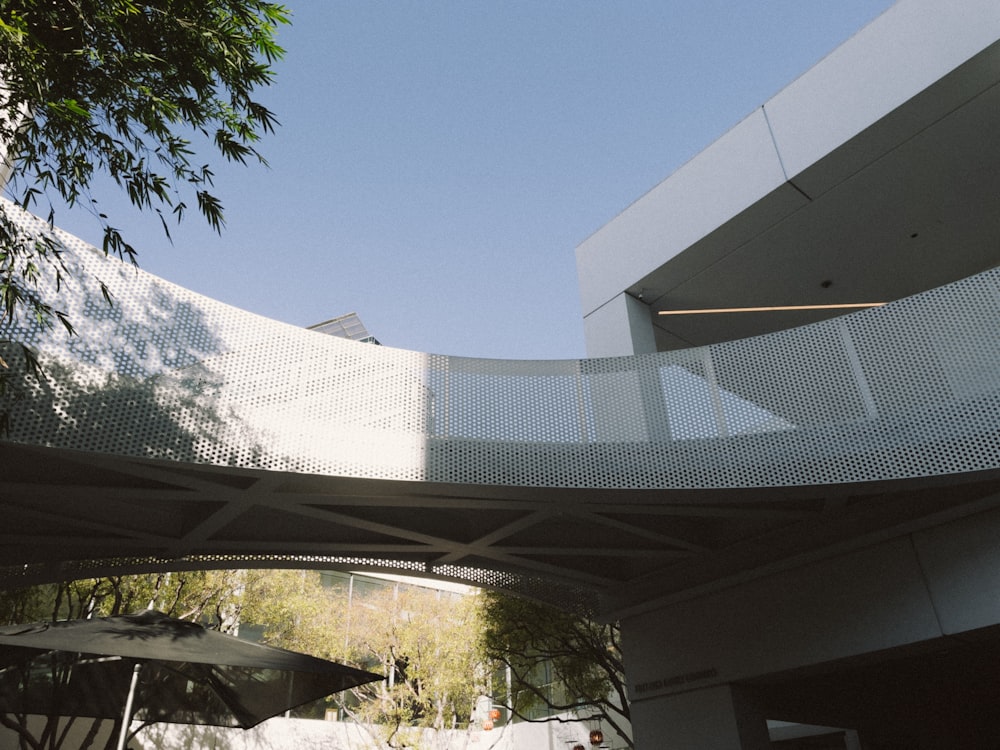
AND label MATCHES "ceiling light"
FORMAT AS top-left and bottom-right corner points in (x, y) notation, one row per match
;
(658, 302), (885, 315)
